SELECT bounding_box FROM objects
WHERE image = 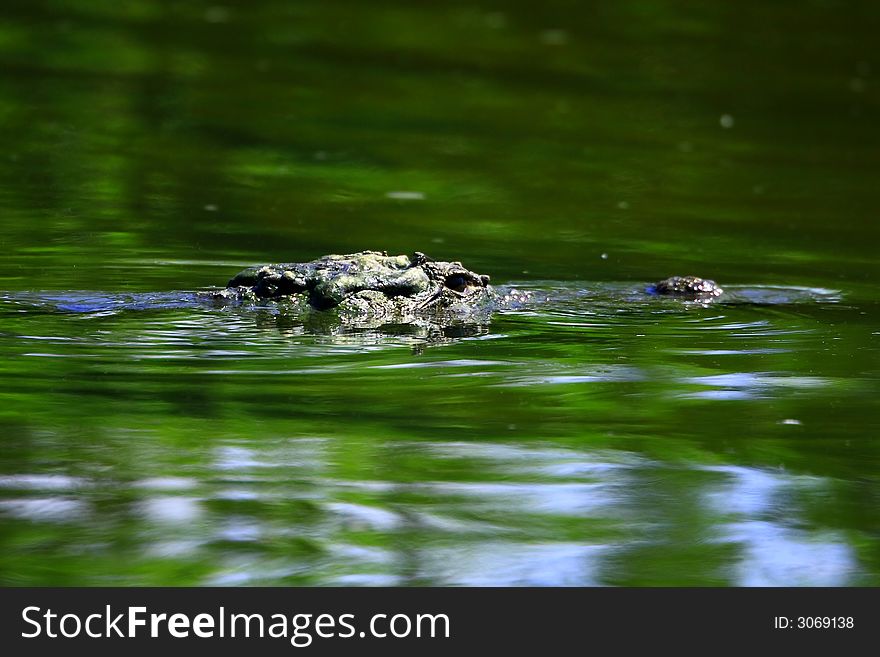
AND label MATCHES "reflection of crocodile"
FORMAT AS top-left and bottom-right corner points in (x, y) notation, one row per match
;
(211, 250), (723, 323)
